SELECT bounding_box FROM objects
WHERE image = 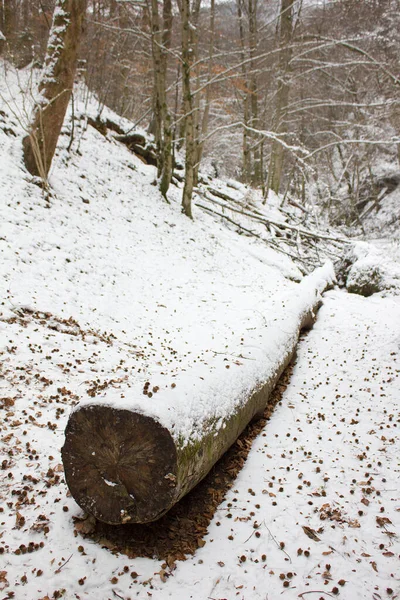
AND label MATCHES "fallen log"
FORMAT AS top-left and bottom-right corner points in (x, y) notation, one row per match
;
(114, 134), (158, 166)
(62, 263), (335, 525)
